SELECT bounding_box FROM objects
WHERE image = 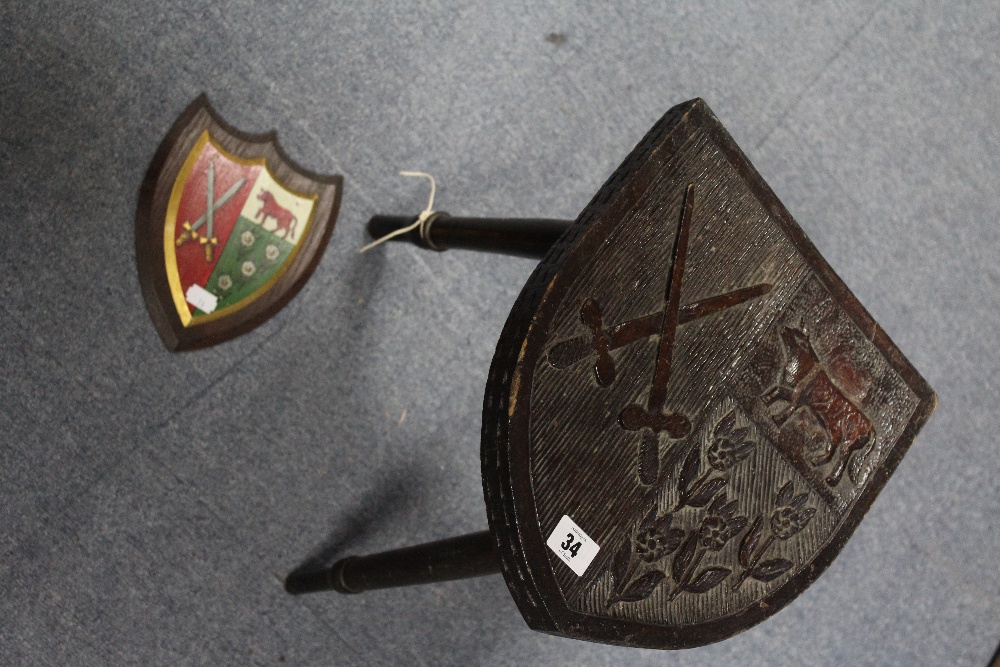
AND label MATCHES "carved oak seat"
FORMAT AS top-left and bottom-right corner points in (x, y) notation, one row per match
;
(286, 99), (935, 649)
